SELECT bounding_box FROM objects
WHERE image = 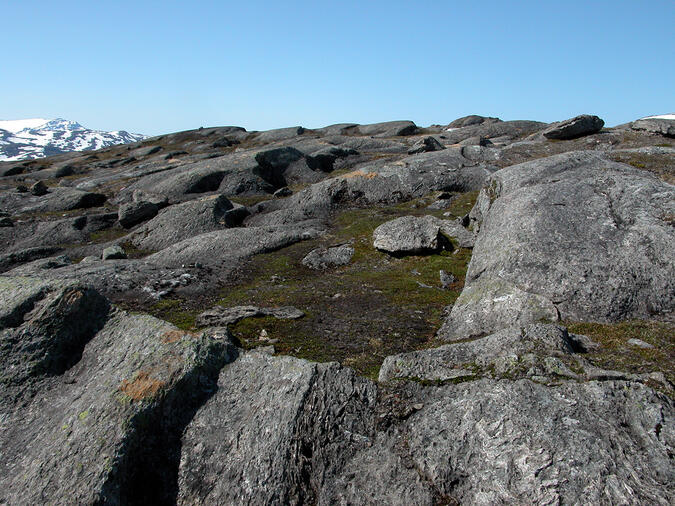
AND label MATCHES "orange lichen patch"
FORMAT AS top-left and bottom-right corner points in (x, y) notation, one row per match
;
(160, 329), (194, 343)
(64, 289), (84, 305)
(118, 371), (166, 401)
(340, 170), (378, 180)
